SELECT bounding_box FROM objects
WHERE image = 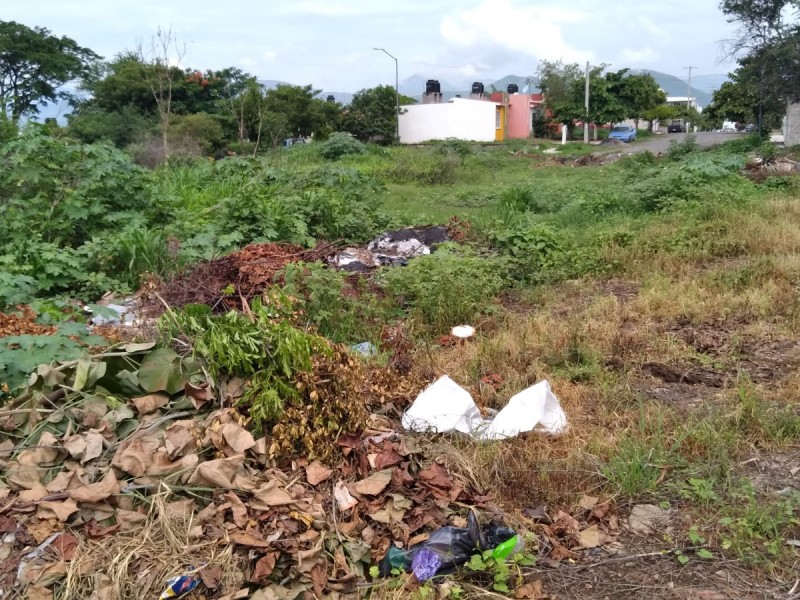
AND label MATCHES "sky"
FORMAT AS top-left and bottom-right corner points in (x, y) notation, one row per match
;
(4, 0), (740, 93)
